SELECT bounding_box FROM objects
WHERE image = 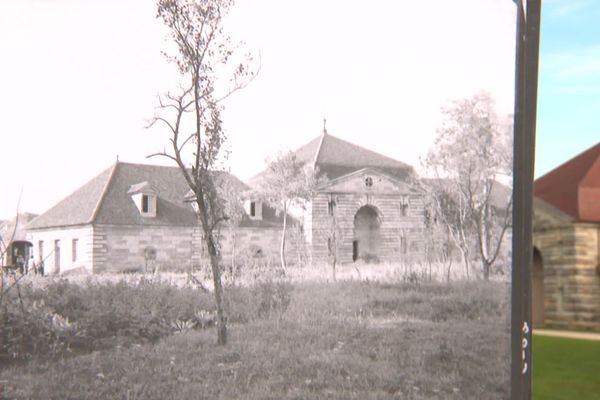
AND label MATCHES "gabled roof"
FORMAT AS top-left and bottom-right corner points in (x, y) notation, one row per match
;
(534, 142), (600, 222)
(295, 132), (415, 180)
